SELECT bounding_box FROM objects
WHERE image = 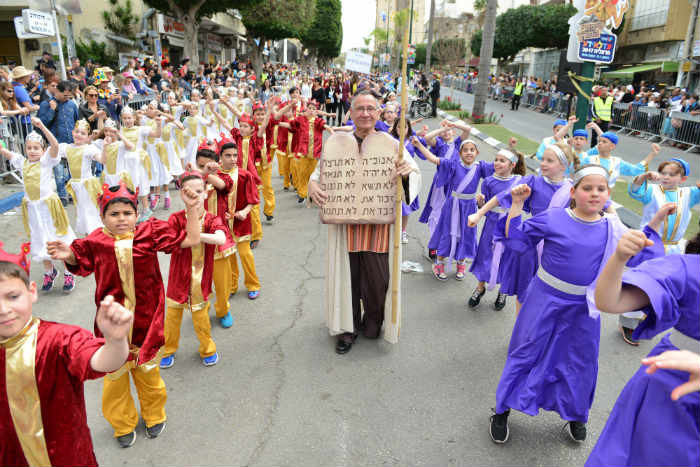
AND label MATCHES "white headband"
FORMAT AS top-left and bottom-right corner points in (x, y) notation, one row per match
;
(573, 165), (610, 185)
(459, 139), (478, 151)
(497, 149), (518, 164)
(547, 144), (568, 168)
(25, 131), (44, 145)
(104, 118), (117, 129)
